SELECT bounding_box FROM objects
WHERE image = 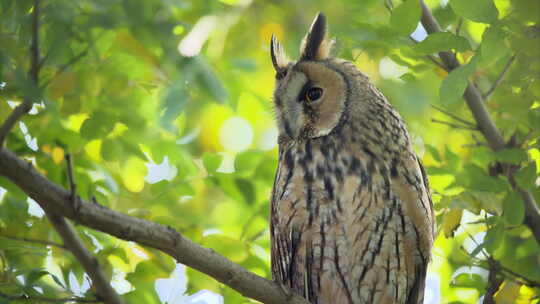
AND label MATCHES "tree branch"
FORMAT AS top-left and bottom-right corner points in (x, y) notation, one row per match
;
(0, 235), (67, 250)
(40, 48), (89, 90)
(45, 211), (124, 304)
(420, 0), (540, 244)
(0, 148), (309, 304)
(39, 154), (124, 303)
(0, 0), (41, 147)
(483, 259), (503, 304)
